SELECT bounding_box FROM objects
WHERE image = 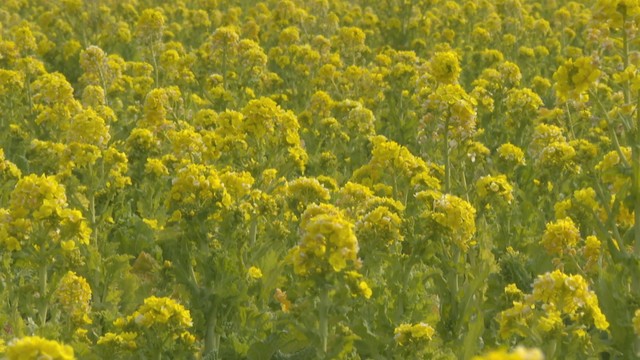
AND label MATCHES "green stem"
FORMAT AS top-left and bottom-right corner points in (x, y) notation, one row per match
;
(444, 117), (451, 193)
(319, 285), (330, 357)
(564, 103), (576, 139)
(151, 44), (160, 87)
(204, 306), (220, 358)
(593, 181), (625, 261)
(634, 91), (640, 258)
(591, 90), (631, 165)
(39, 264), (48, 326)
(249, 216), (258, 247)
(623, 12), (631, 105)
